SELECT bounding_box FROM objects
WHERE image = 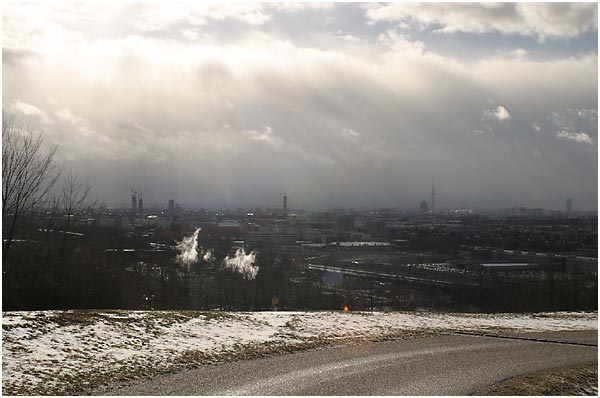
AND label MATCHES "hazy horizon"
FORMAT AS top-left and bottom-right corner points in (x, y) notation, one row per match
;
(98, 198), (597, 213)
(3, 2), (598, 210)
